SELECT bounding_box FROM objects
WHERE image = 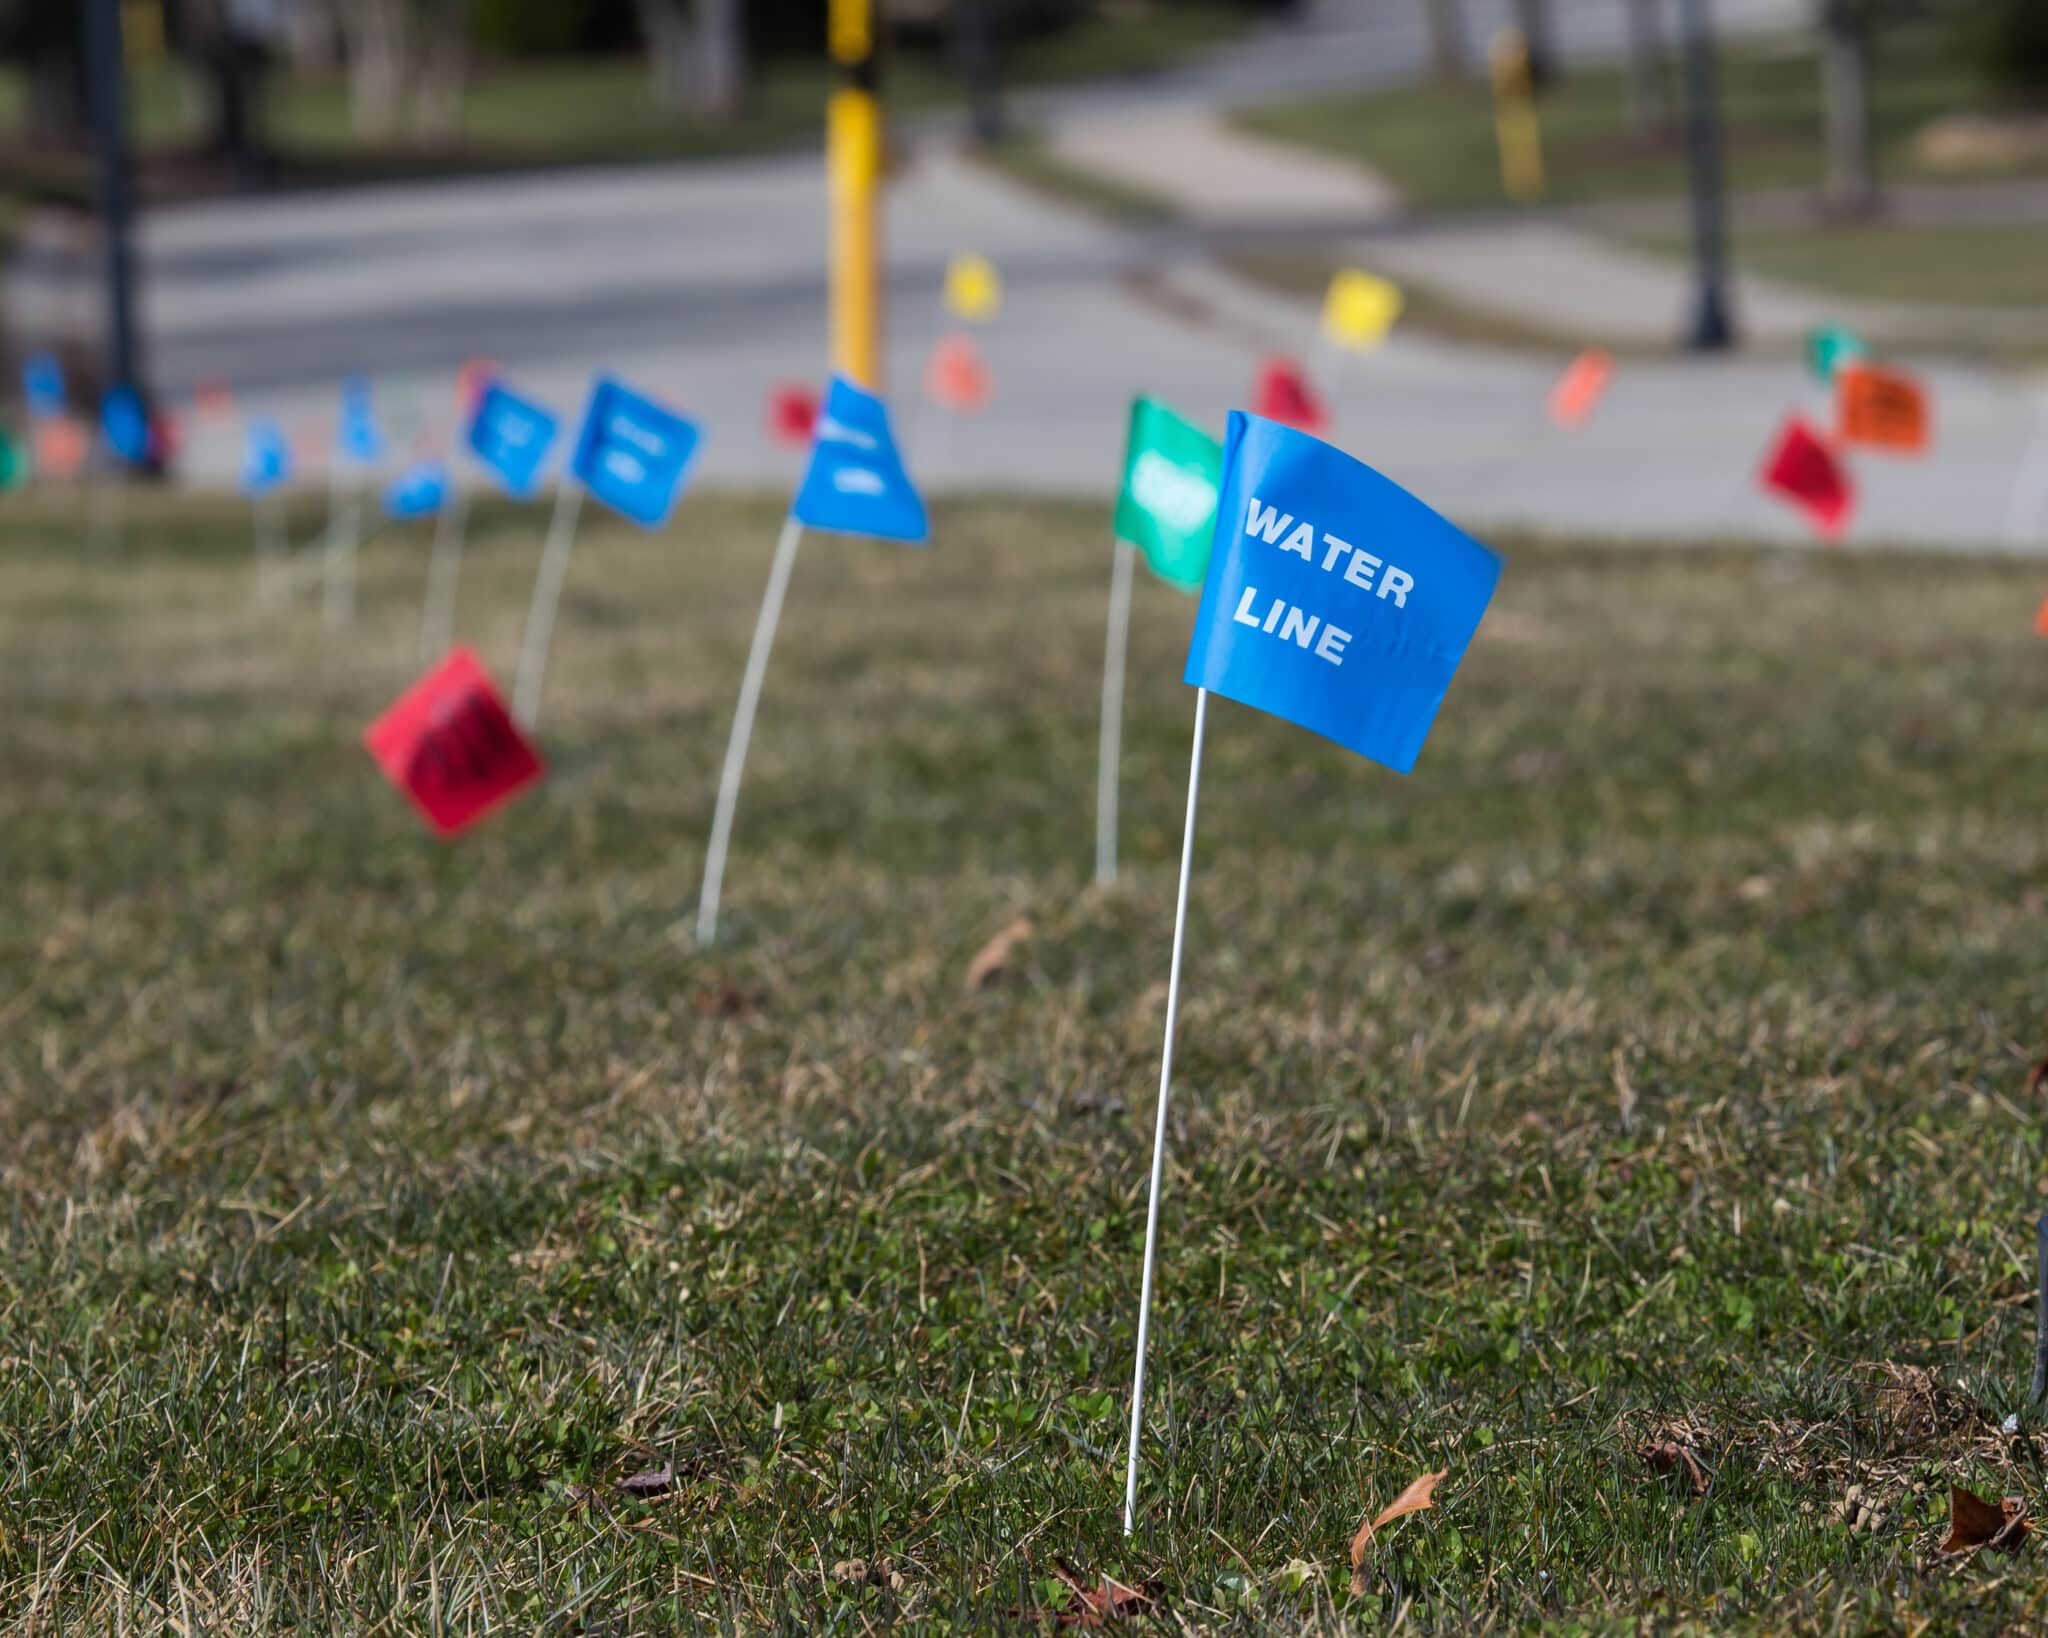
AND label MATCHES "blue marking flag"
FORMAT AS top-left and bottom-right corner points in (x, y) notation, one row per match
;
(241, 419), (291, 496)
(101, 385), (150, 465)
(23, 352), (65, 419)
(466, 380), (557, 499)
(384, 459), (449, 519)
(338, 375), (386, 464)
(791, 376), (928, 543)
(568, 376), (701, 528)
(1184, 412), (1501, 775)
